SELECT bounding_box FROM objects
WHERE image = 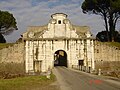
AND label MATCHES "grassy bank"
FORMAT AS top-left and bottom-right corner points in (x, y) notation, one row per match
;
(0, 63), (59, 90)
(0, 43), (14, 50)
(0, 74), (57, 90)
(105, 42), (120, 48)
